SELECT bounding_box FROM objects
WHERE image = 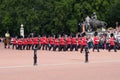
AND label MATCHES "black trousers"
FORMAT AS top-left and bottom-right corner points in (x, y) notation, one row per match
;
(93, 44), (99, 52)
(17, 44), (22, 50)
(108, 45), (116, 52)
(38, 44), (42, 50)
(27, 44), (34, 50)
(66, 44), (71, 51)
(80, 45), (87, 53)
(22, 44), (27, 50)
(77, 45), (81, 50)
(53, 45), (60, 51)
(42, 44), (49, 50)
(70, 44), (78, 51)
(59, 45), (66, 51)
(49, 44), (54, 51)
(12, 44), (17, 49)
(33, 44), (39, 49)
